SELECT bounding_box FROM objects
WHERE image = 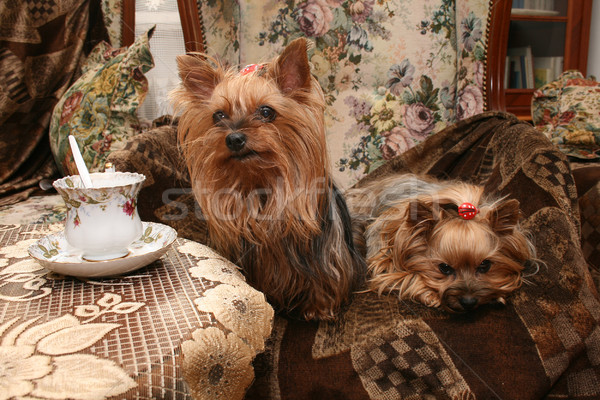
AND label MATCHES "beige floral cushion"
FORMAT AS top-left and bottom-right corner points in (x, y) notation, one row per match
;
(531, 70), (600, 159)
(200, 0), (491, 188)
